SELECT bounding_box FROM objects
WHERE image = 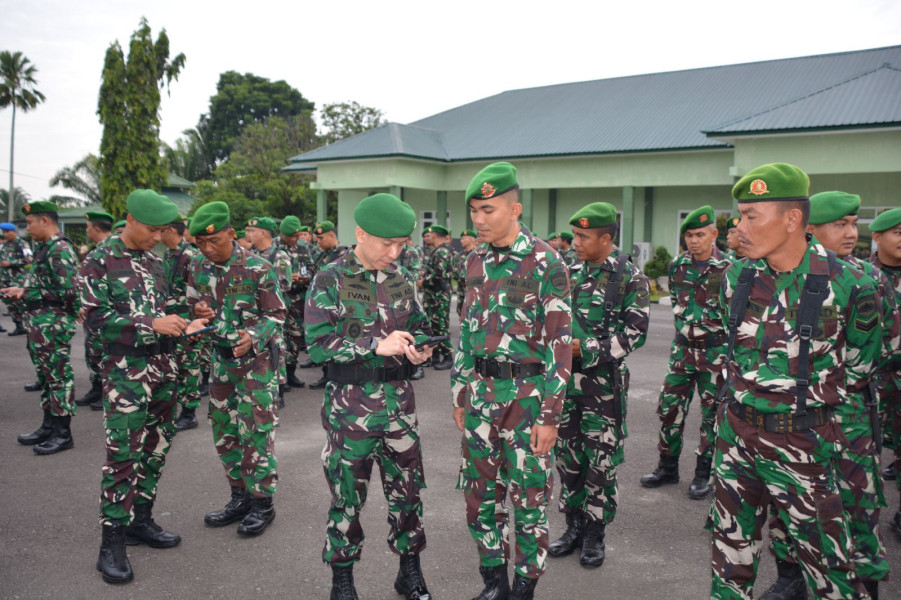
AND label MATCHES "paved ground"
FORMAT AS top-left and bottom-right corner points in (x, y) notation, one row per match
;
(1, 306), (899, 600)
